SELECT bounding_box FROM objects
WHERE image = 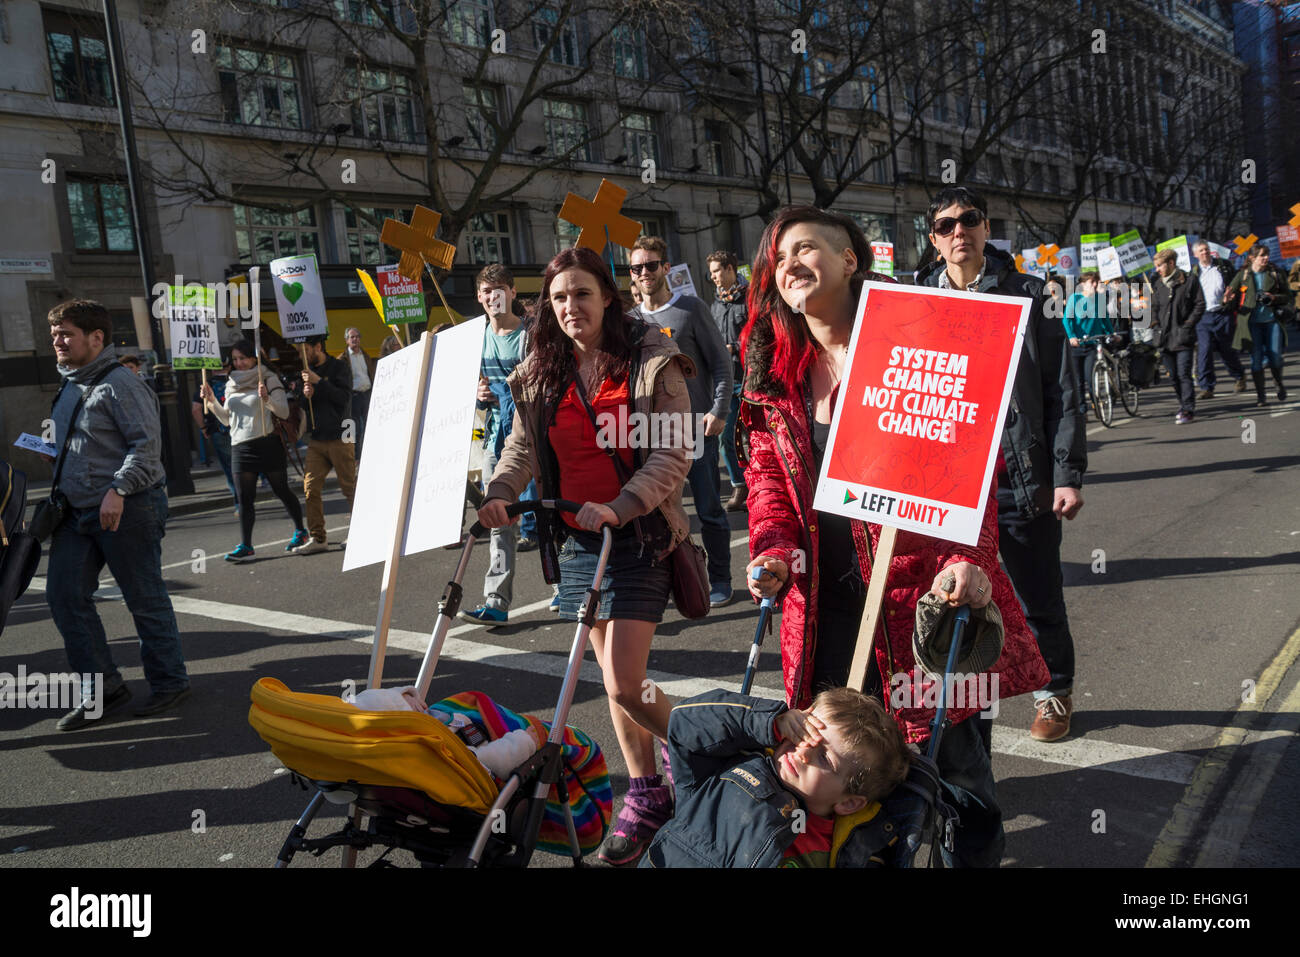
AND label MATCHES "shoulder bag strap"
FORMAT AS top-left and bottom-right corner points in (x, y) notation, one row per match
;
(48, 362), (119, 494)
